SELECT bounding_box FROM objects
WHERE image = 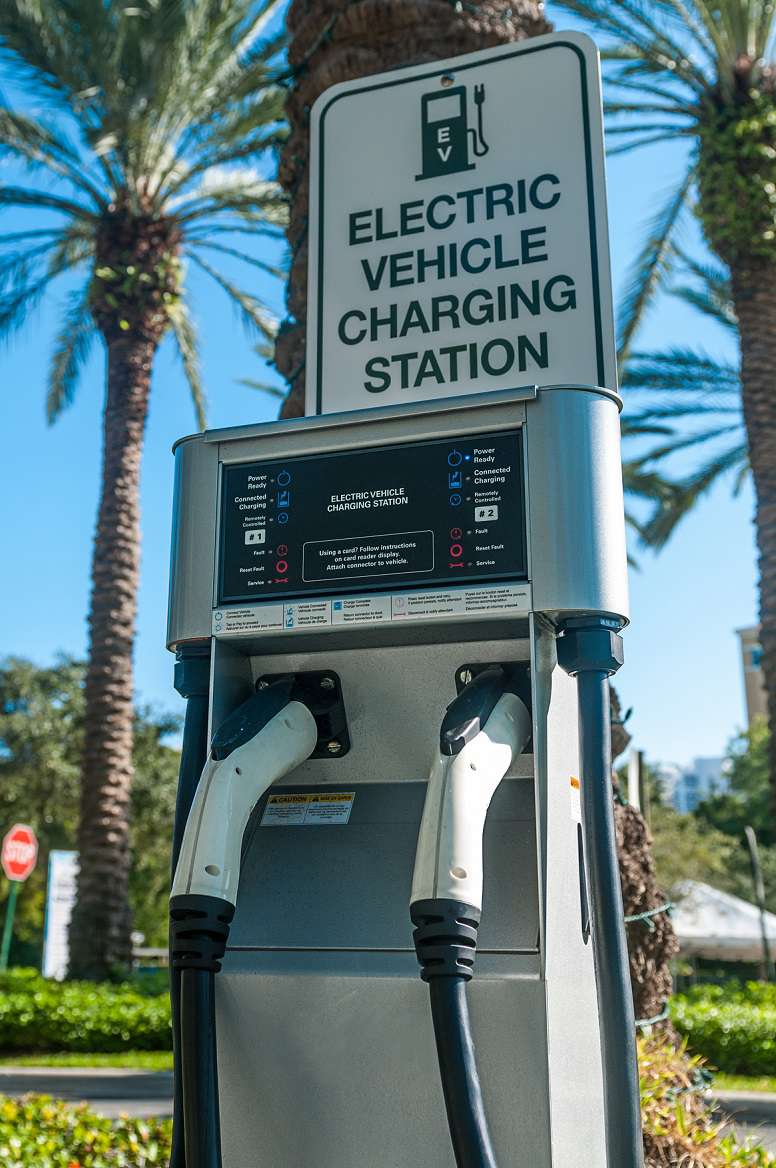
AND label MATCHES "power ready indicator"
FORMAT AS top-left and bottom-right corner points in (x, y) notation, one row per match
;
(218, 431), (526, 605)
